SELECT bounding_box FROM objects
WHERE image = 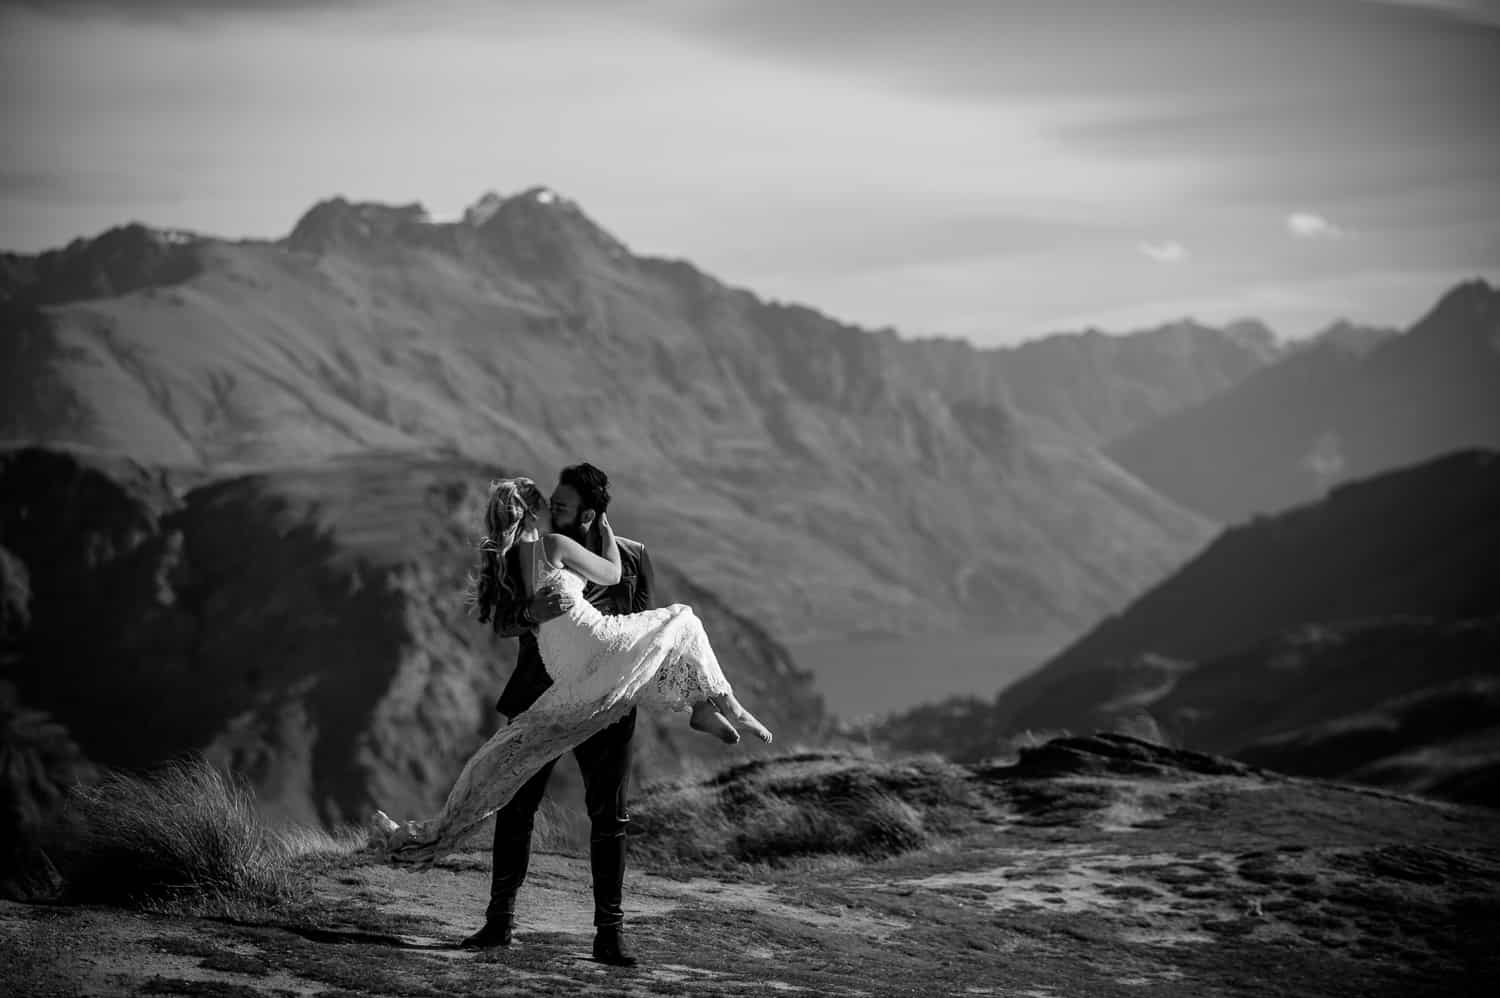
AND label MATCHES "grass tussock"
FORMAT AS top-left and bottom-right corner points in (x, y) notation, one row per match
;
(733, 788), (927, 864)
(631, 750), (987, 870)
(49, 757), (367, 910)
